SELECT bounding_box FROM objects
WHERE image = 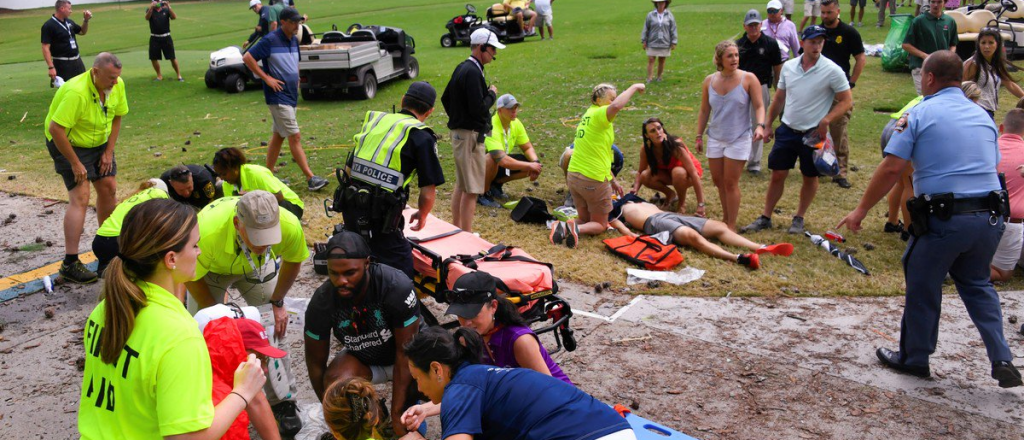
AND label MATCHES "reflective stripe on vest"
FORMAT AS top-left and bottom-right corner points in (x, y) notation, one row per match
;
(351, 111), (426, 190)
